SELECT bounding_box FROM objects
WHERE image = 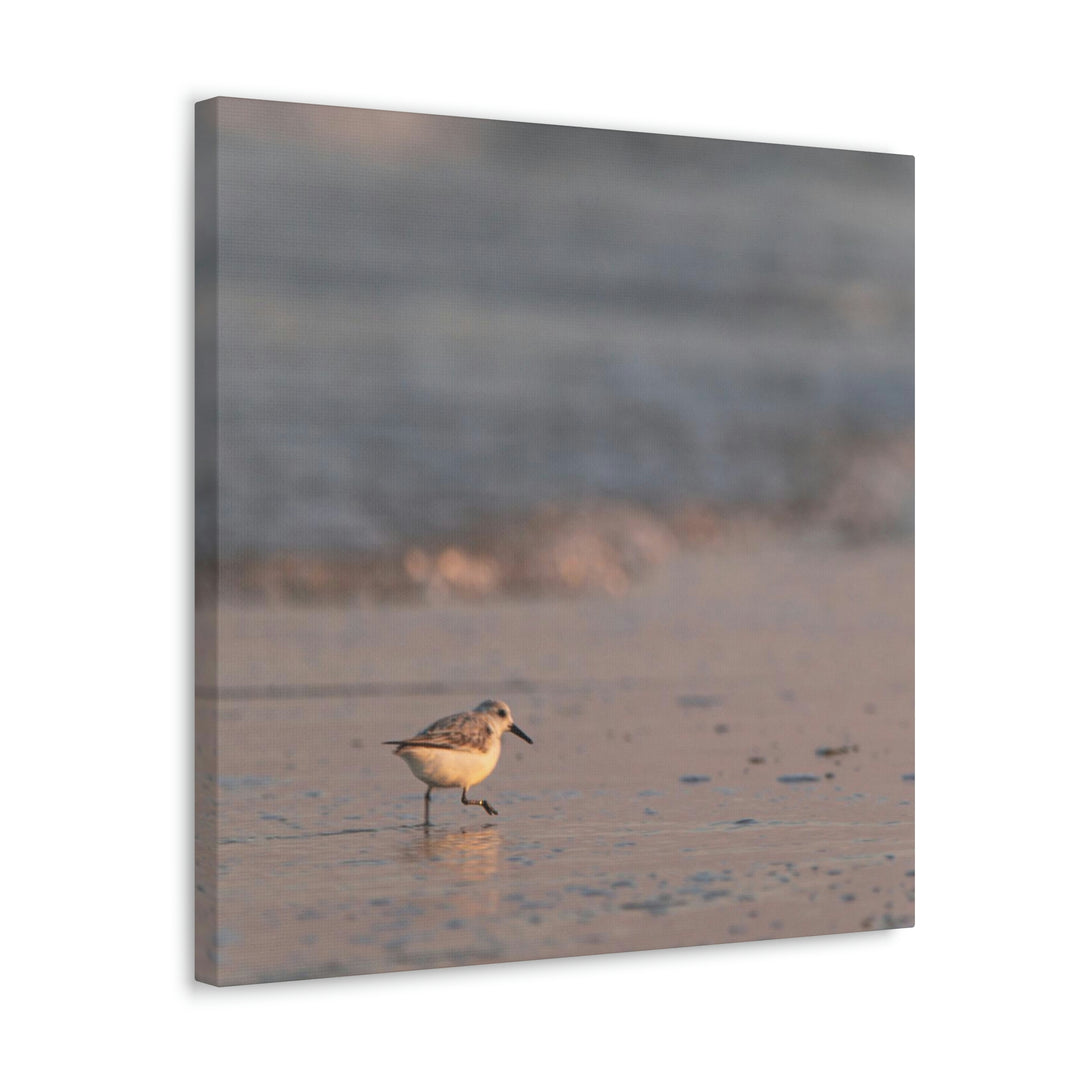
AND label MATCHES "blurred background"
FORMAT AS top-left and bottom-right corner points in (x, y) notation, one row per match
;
(196, 99), (912, 603)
